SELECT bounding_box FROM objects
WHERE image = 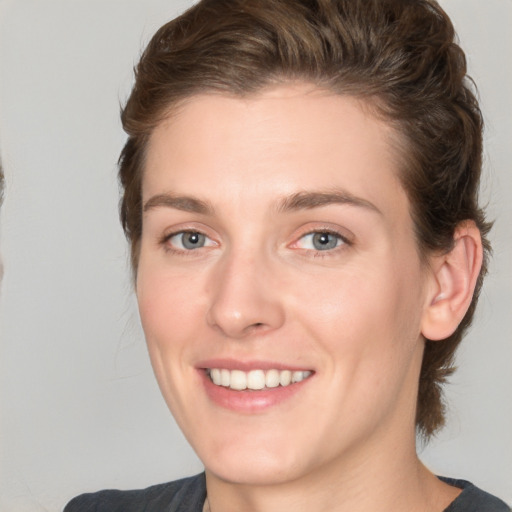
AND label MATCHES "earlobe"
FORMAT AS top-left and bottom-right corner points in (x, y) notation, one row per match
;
(421, 221), (483, 341)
